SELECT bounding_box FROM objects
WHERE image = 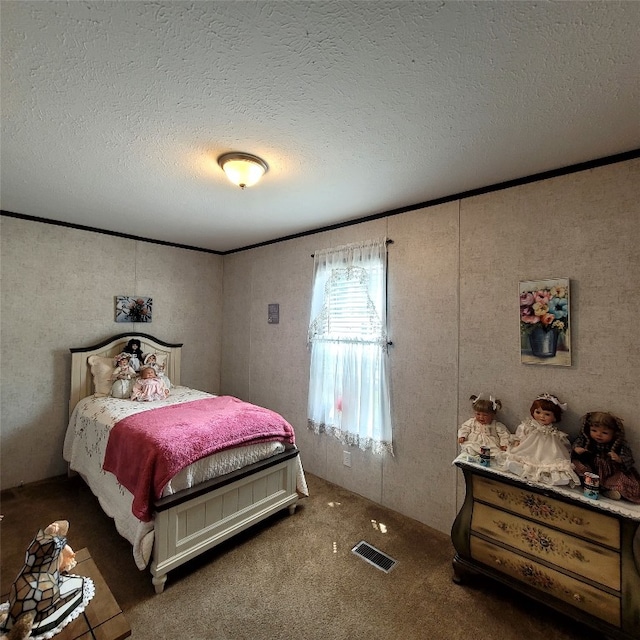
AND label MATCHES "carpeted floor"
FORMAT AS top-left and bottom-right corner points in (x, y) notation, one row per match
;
(1, 472), (603, 639)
